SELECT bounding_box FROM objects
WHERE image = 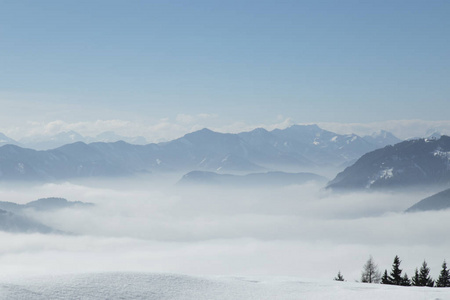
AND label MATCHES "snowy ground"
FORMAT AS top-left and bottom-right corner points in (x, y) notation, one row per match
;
(0, 272), (449, 300)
